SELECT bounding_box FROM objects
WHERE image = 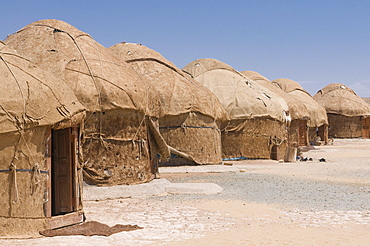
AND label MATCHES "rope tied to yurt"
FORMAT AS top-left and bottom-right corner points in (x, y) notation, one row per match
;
(9, 163), (19, 204)
(270, 136), (285, 146)
(31, 162), (42, 195)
